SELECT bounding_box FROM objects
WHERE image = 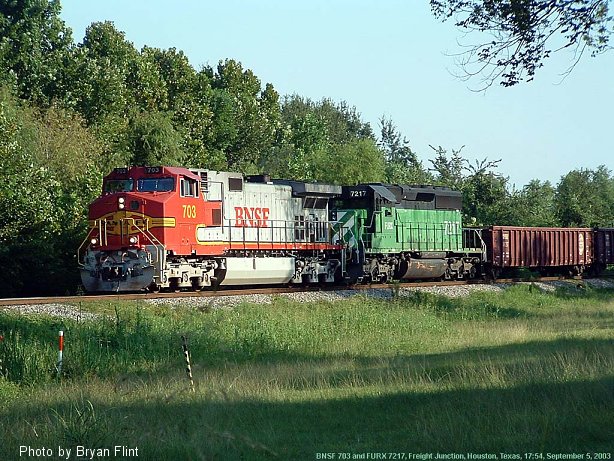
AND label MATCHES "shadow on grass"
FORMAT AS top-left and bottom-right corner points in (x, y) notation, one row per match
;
(3, 377), (612, 460)
(266, 336), (614, 390)
(2, 337), (613, 460)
